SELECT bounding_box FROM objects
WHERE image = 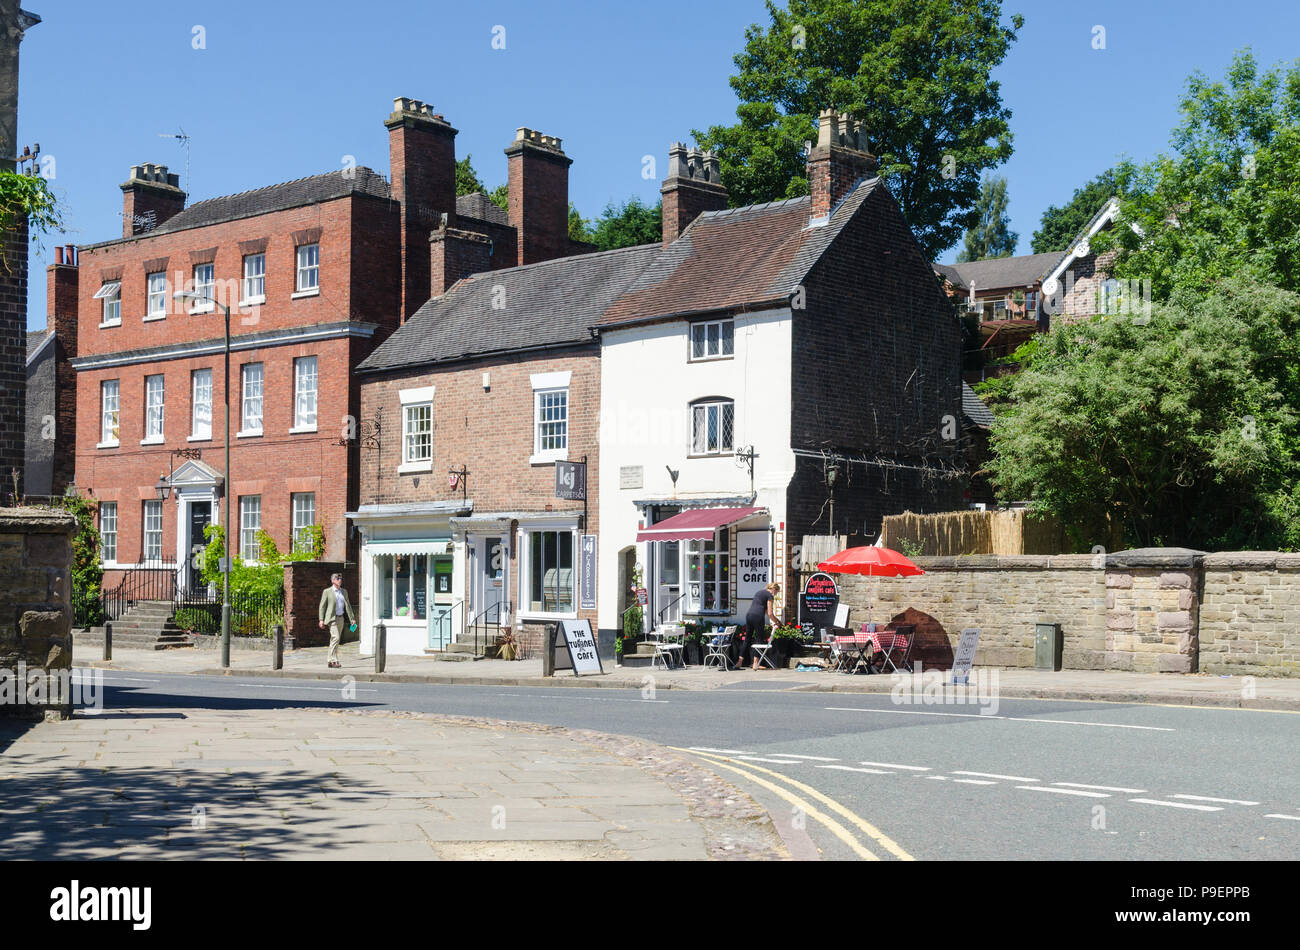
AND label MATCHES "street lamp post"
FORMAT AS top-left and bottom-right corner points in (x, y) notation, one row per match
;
(174, 290), (232, 668)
